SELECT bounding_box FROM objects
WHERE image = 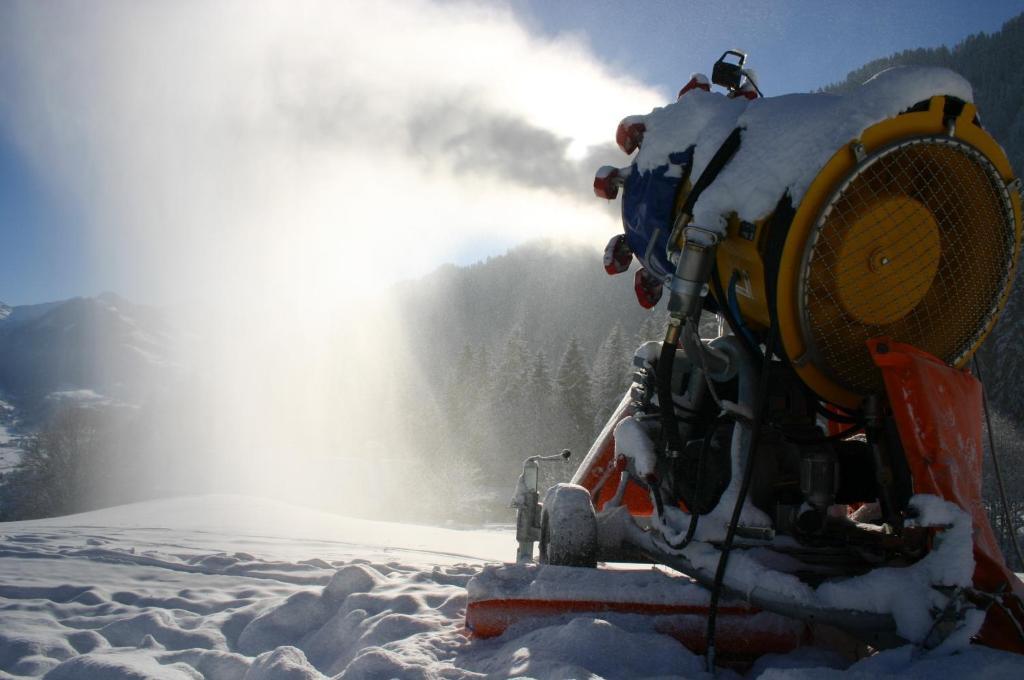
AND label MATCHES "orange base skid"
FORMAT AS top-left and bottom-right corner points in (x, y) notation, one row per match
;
(465, 563), (806, 668)
(466, 598), (806, 668)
